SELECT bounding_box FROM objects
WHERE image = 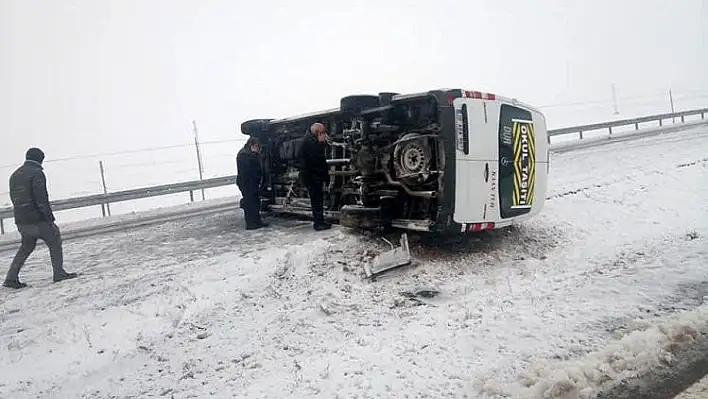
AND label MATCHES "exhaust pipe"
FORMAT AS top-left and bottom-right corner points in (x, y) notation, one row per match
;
(382, 171), (437, 198)
(326, 158), (351, 166)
